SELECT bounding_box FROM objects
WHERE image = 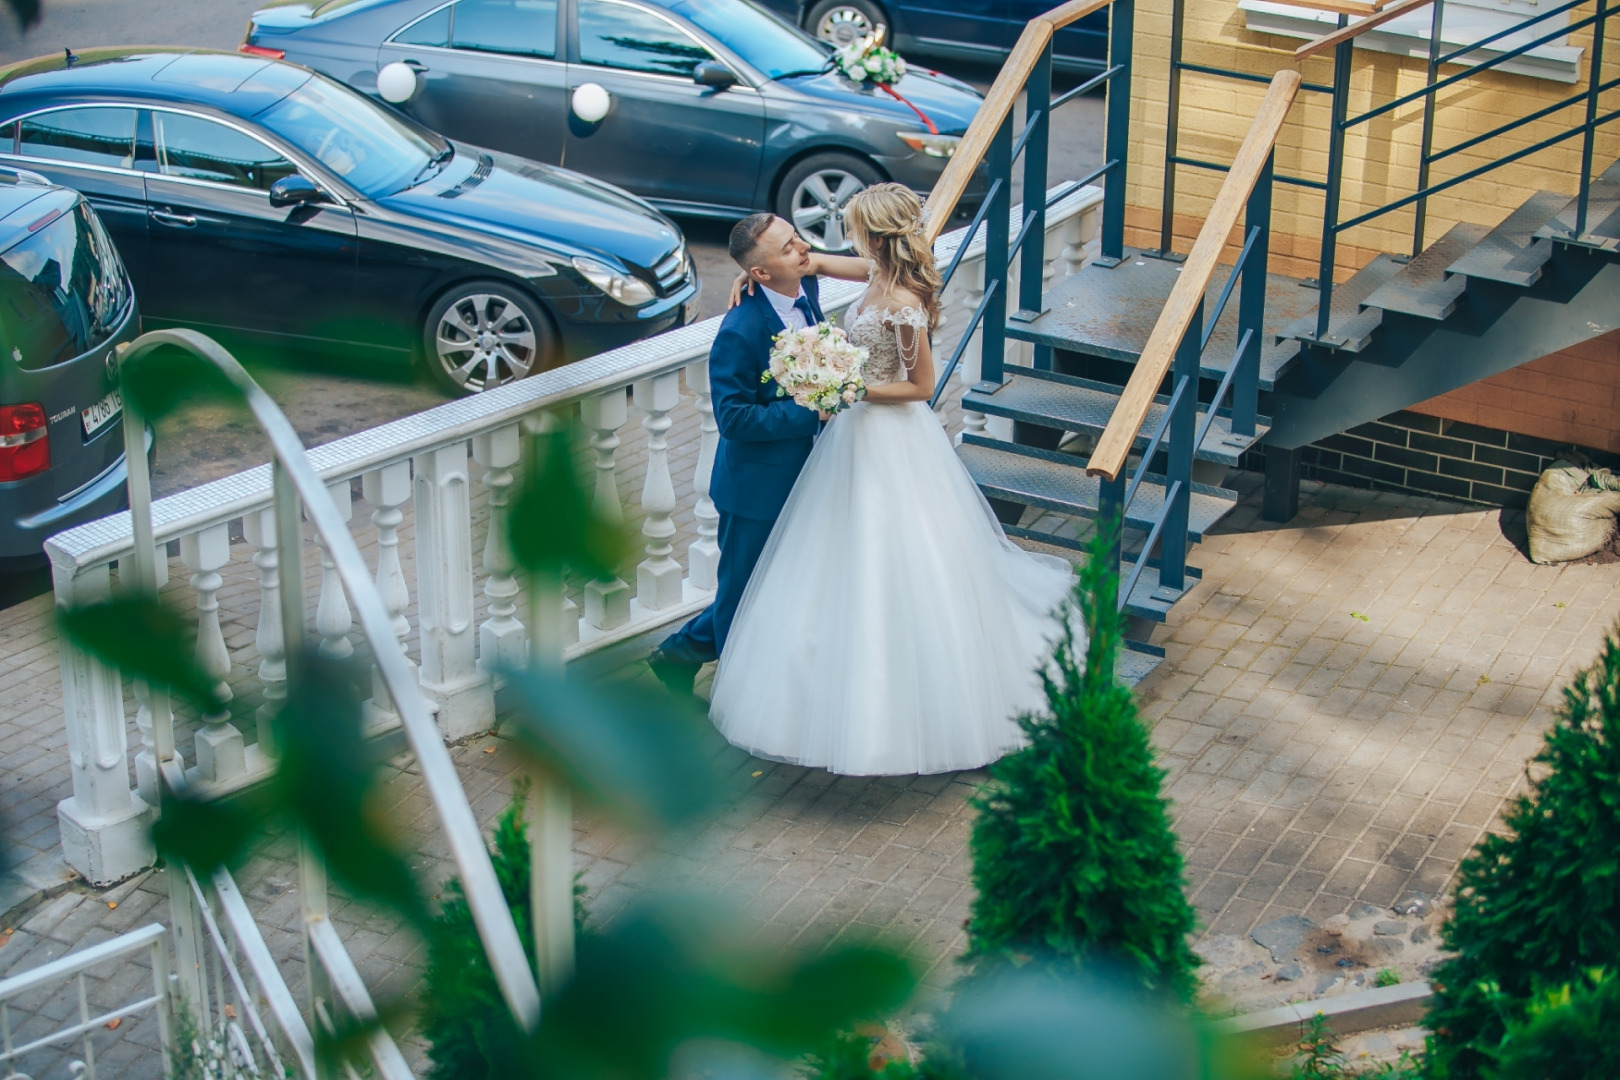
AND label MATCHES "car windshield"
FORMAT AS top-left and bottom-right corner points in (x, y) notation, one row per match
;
(0, 199), (129, 371)
(254, 75), (445, 197)
(668, 0), (829, 79)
